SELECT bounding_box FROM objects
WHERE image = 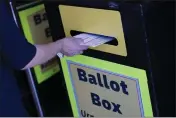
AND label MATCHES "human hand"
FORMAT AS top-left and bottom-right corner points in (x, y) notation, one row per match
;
(57, 37), (89, 56)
